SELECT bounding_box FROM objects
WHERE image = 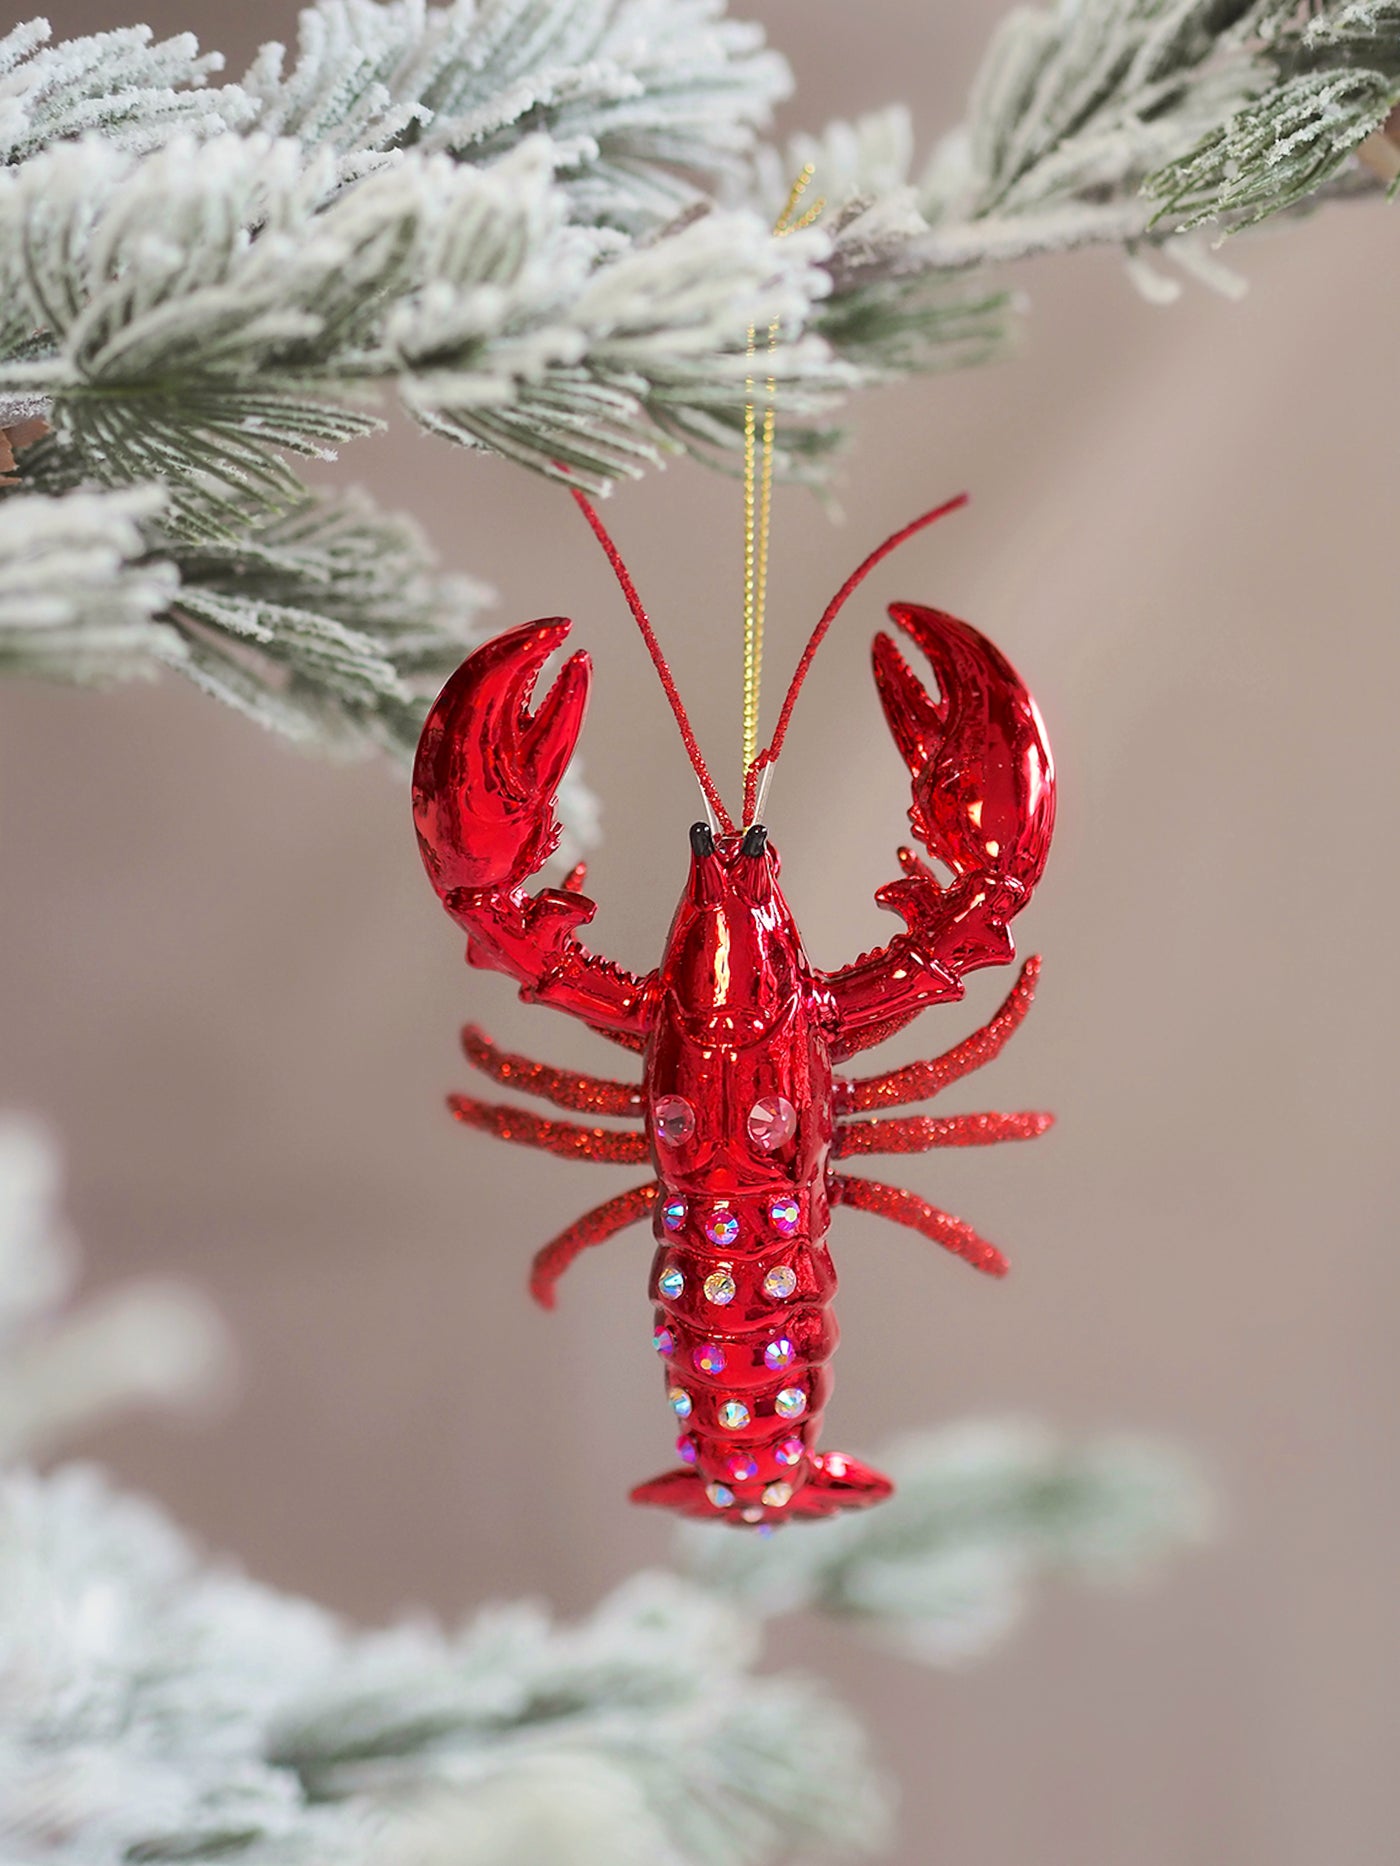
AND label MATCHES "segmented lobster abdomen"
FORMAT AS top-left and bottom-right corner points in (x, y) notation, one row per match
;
(649, 1179), (839, 1518)
(629, 828), (893, 1526)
